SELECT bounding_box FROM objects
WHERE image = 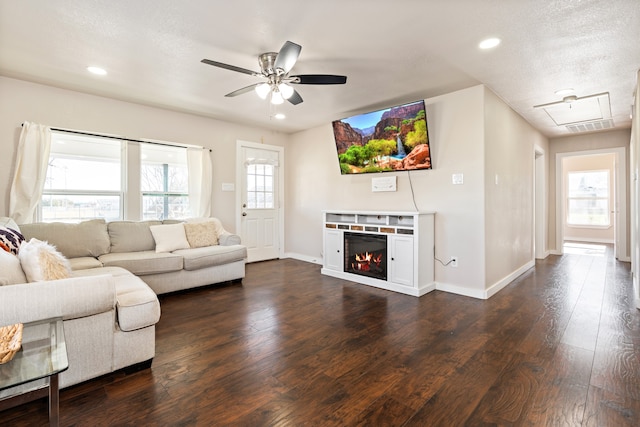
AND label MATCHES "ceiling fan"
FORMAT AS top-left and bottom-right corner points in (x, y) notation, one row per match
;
(201, 41), (347, 106)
